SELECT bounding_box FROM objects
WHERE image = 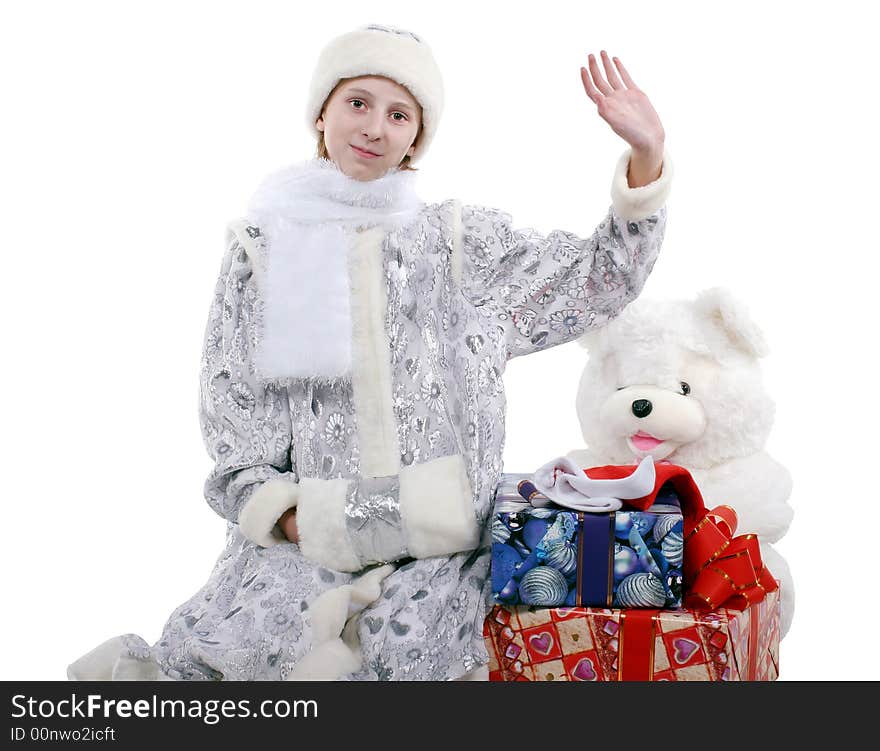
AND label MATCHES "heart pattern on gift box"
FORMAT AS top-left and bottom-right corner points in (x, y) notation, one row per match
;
(529, 632), (554, 655)
(672, 637), (700, 664)
(504, 643), (522, 660)
(486, 591), (780, 682)
(572, 657), (597, 681)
